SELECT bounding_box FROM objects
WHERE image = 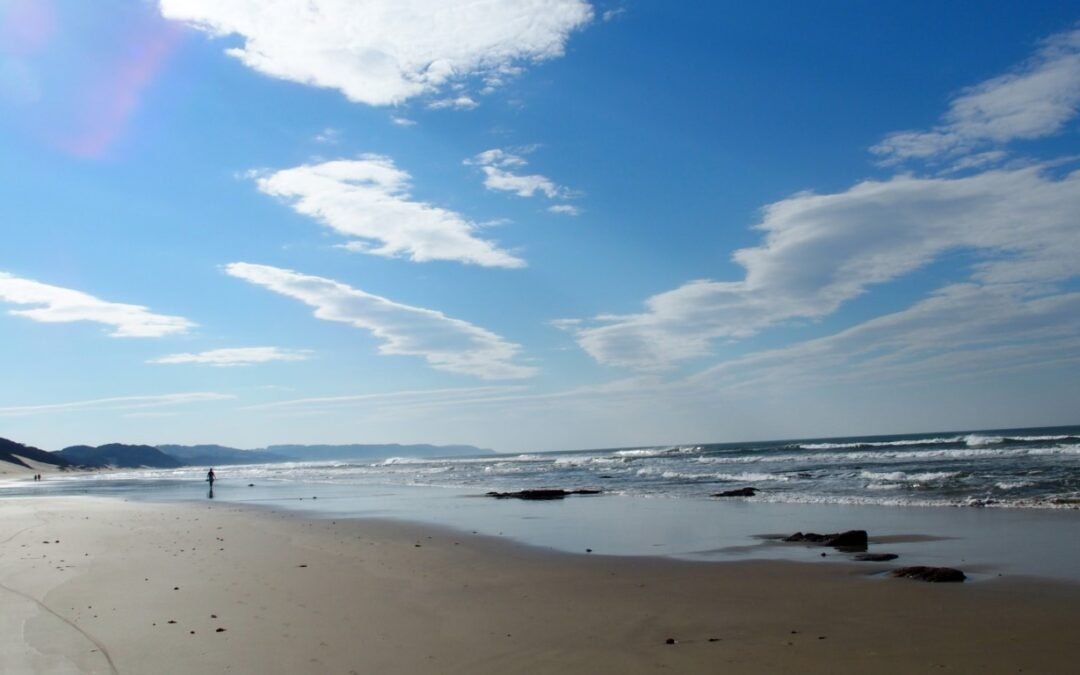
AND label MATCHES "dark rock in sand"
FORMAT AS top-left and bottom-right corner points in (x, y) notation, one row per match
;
(826, 530), (868, 549)
(712, 487), (757, 497)
(784, 532), (826, 543)
(783, 530), (868, 550)
(854, 553), (899, 562)
(890, 566), (966, 583)
(485, 489), (602, 500)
